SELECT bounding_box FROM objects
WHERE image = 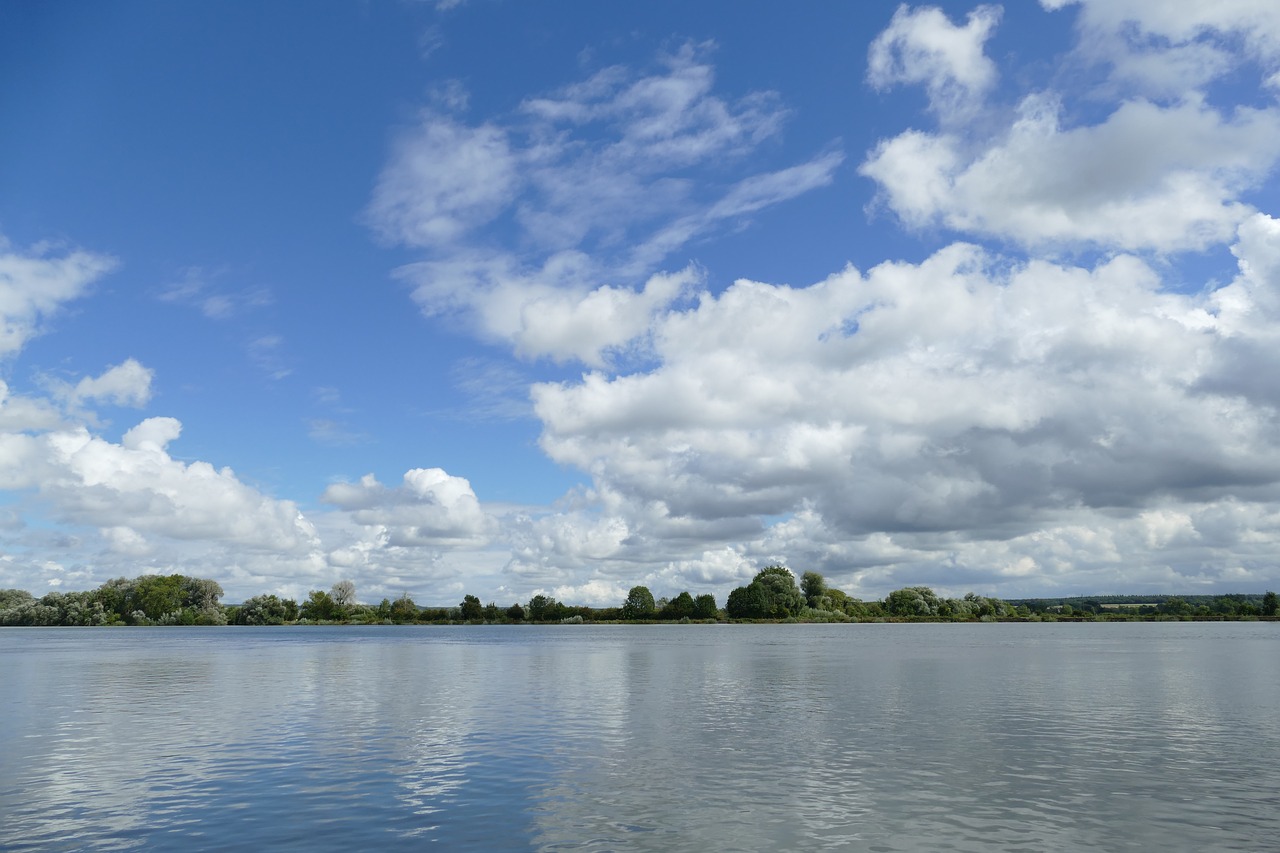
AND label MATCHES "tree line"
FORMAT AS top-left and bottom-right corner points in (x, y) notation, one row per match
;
(2, 567), (1277, 627)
